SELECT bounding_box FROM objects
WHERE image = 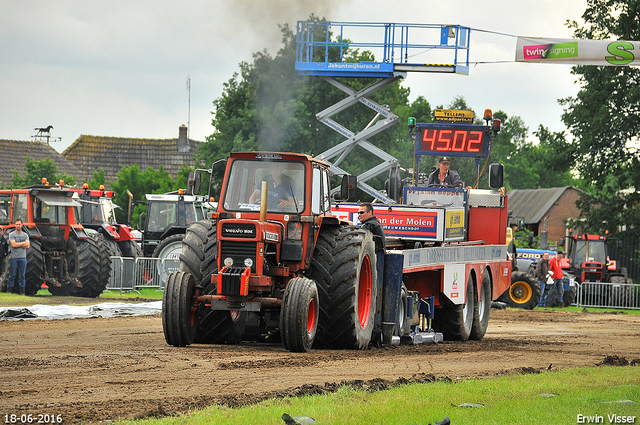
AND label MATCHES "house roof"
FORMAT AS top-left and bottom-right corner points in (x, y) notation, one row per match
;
(507, 186), (582, 224)
(0, 139), (83, 187)
(62, 131), (202, 185)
